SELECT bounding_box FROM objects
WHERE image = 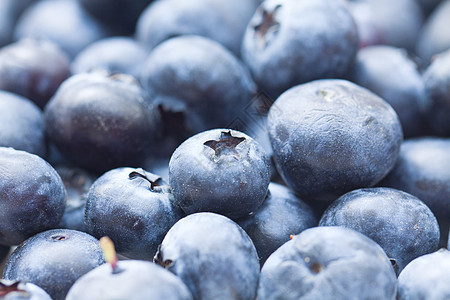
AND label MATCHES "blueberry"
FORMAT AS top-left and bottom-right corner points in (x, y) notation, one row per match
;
(45, 72), (161, 172)
(154, 212), (260, 300)
(0, 147), (66, 246)
(242, 0), (358, 98)
(14, 0), (111, 58)
(0, 91), (46, 157)
(0, 0), (34, 47)
(350, 45), (431, 137)
(0, 280), (51, 300)
(319, 187), (440, 273)
(56, 166), (96, 233)
(237, 182), (317, 265)
(66, 260), (192, 300)
(169, 129), (270, 219)
(416, 0), (450, 62)
(422, 49), (450, 136)
(0, 38), (70, 109)
(398, 249), (450, 299)
(347, 0), (423, 50)
(136, 0), (261, 56)
(140, 35), (256, 138)
(85, 167), (183, 260)
(268, 79), (403, 202)
(3, 229), (105, 300)
(72, 37), (147, 78)
(258, 226), (397, 300)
